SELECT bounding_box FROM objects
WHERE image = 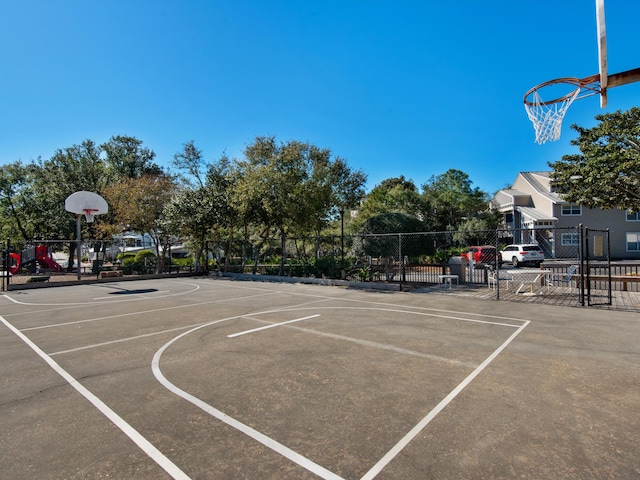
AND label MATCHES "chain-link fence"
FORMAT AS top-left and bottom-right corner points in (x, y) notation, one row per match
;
(208, 227), (596, 305)
(2, 237), (192, 287)
(3, 227), (638, 311)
